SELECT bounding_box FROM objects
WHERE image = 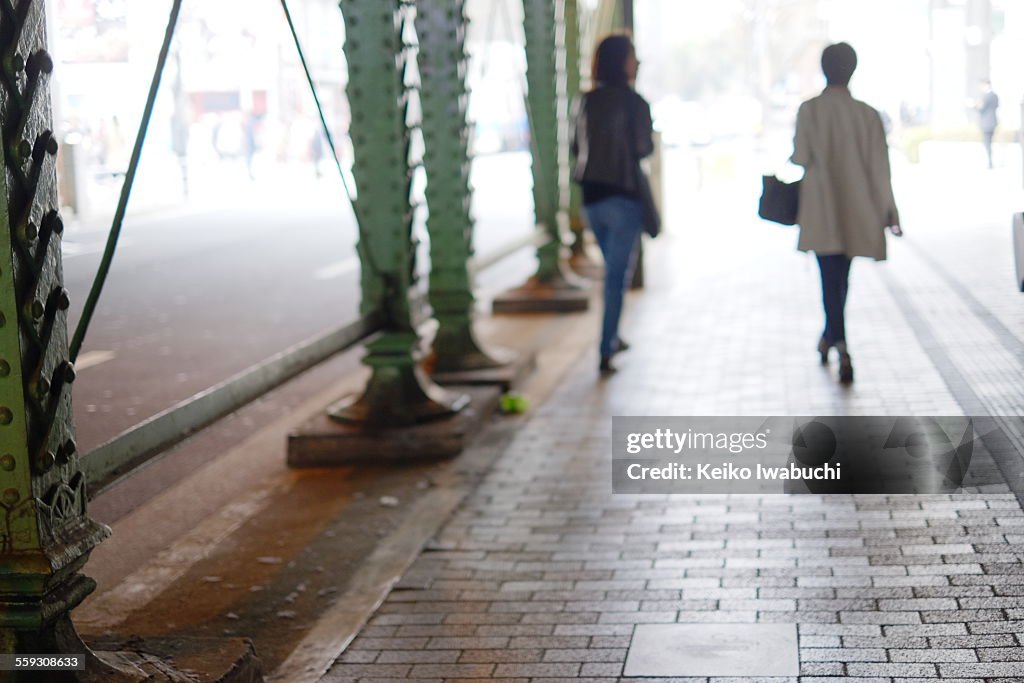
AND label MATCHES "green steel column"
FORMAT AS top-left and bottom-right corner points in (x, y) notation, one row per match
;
(523, 0), (565, 281)
(0, 0), (111, 664)
(564, 0), (587, 258)
(416, 0), (503, 373)
(332, 0), (468, 425)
